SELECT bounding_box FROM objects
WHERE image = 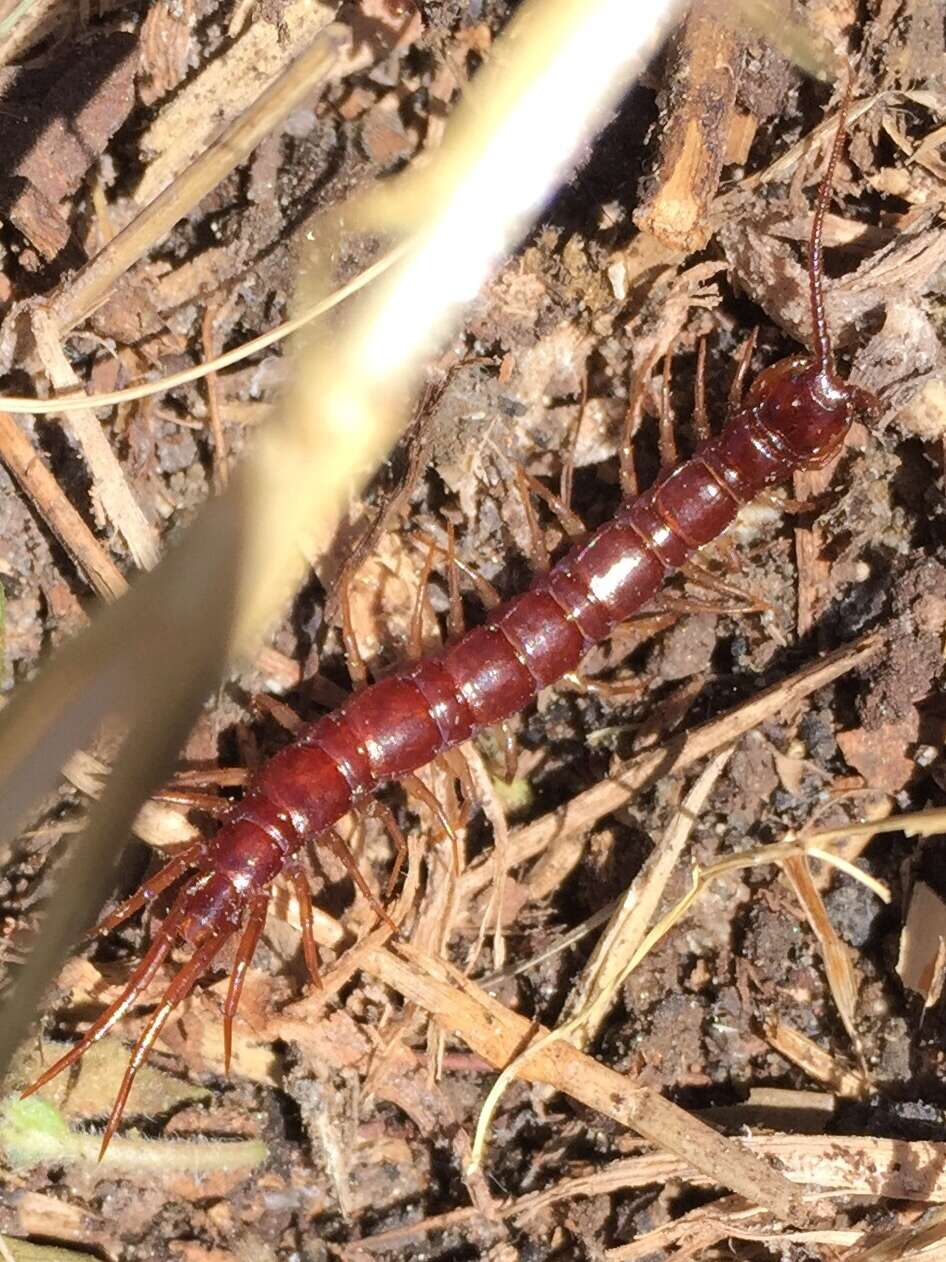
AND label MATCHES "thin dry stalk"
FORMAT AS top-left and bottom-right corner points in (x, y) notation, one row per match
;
(561, 746), (734, 1049)
(353, 1131), (946, 1255)
(782, 852), (864, 1059)
(606, 1206), (861, 1260)
(468, 823), (887, 1172)
(461, 631), (882, 900)
(360, 939), (810, 1225)
(459, 744), (511, 971)
(48, 24), (357, 334)
(0, 409), (126, 600)
(31, 308), (159, 570)
(0, 243), (410, 415)
(763, 1017), (869, 1097)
